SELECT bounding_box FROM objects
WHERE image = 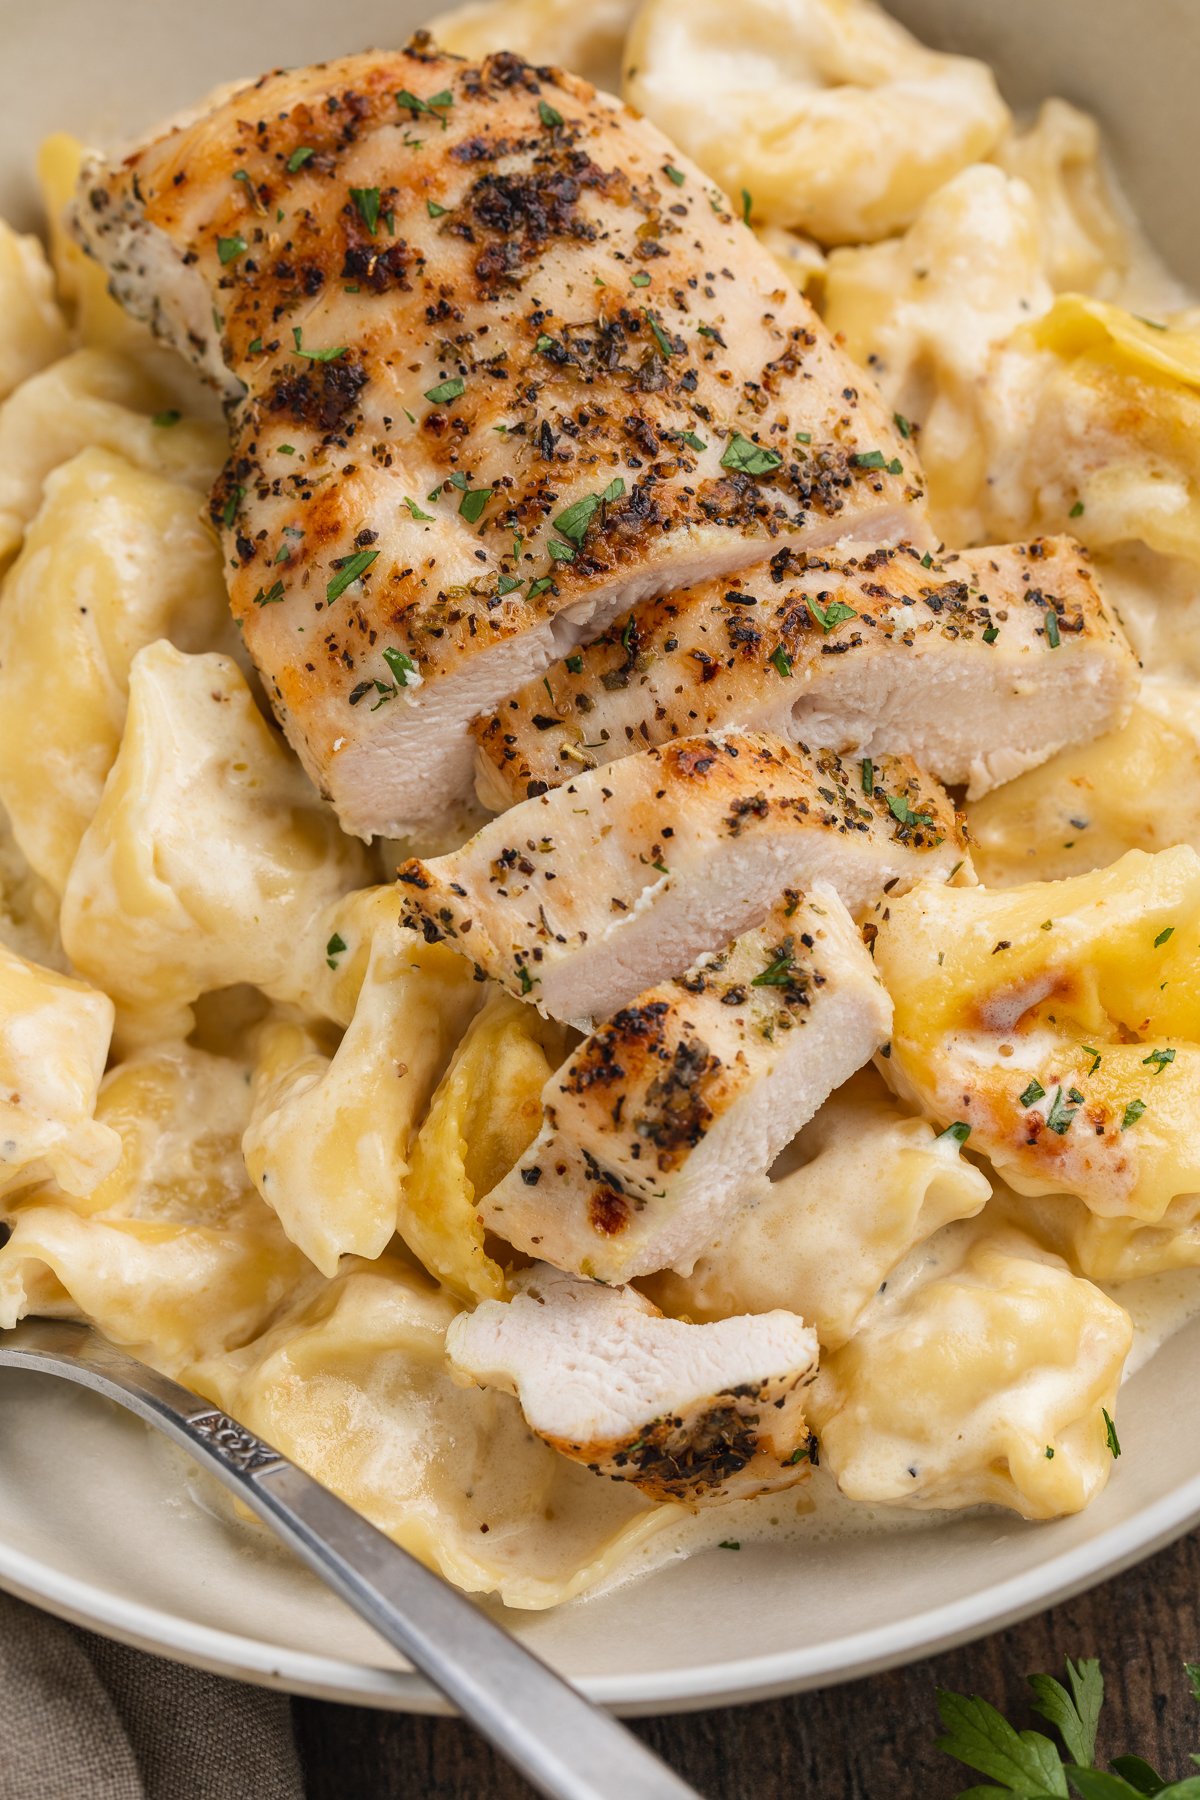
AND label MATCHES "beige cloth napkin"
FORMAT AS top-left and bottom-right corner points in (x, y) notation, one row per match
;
(0, 1590), (305, 1800)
